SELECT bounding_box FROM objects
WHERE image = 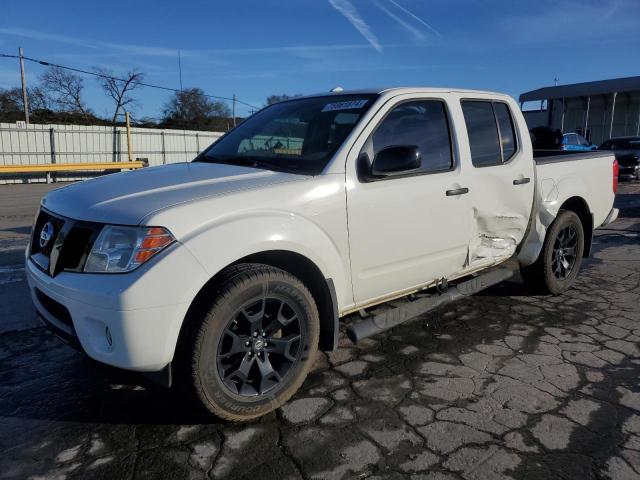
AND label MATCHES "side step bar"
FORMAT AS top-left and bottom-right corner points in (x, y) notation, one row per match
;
(346, 264), (516, 342)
